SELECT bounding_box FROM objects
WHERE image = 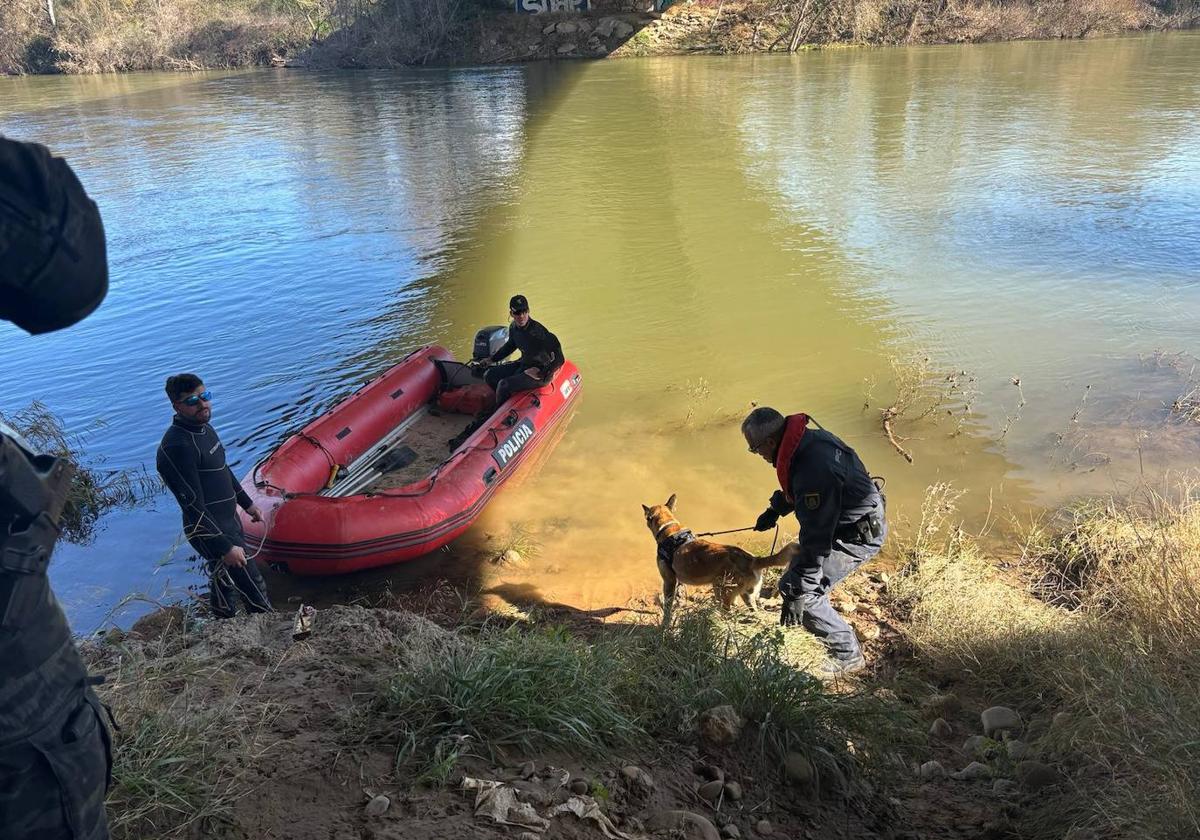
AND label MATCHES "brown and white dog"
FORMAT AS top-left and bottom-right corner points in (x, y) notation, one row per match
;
(642, 494), (797, 627)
